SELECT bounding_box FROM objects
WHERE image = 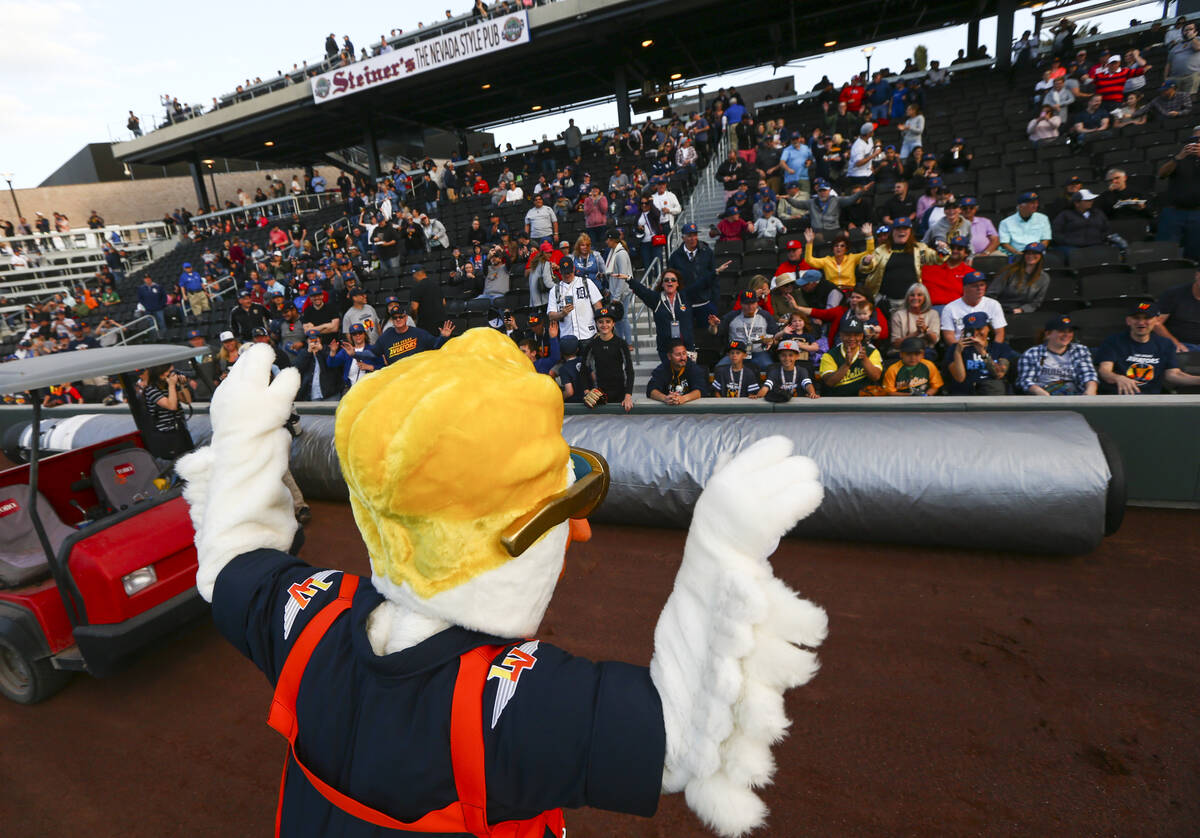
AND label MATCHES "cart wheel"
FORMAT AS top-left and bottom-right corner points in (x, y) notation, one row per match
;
(0, 631), (71, 704)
